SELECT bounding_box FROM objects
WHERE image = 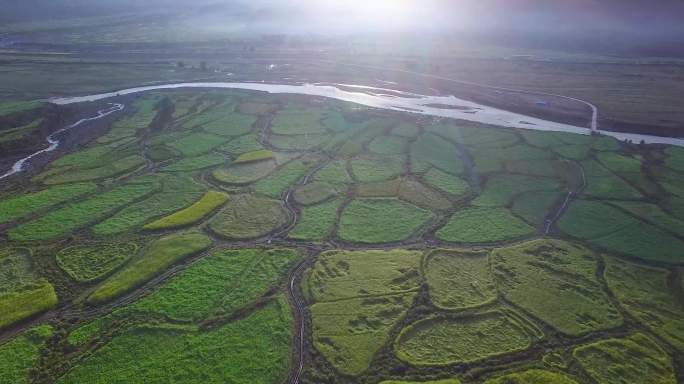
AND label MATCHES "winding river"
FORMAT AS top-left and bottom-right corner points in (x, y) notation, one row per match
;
(3, 81), (683, 181)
